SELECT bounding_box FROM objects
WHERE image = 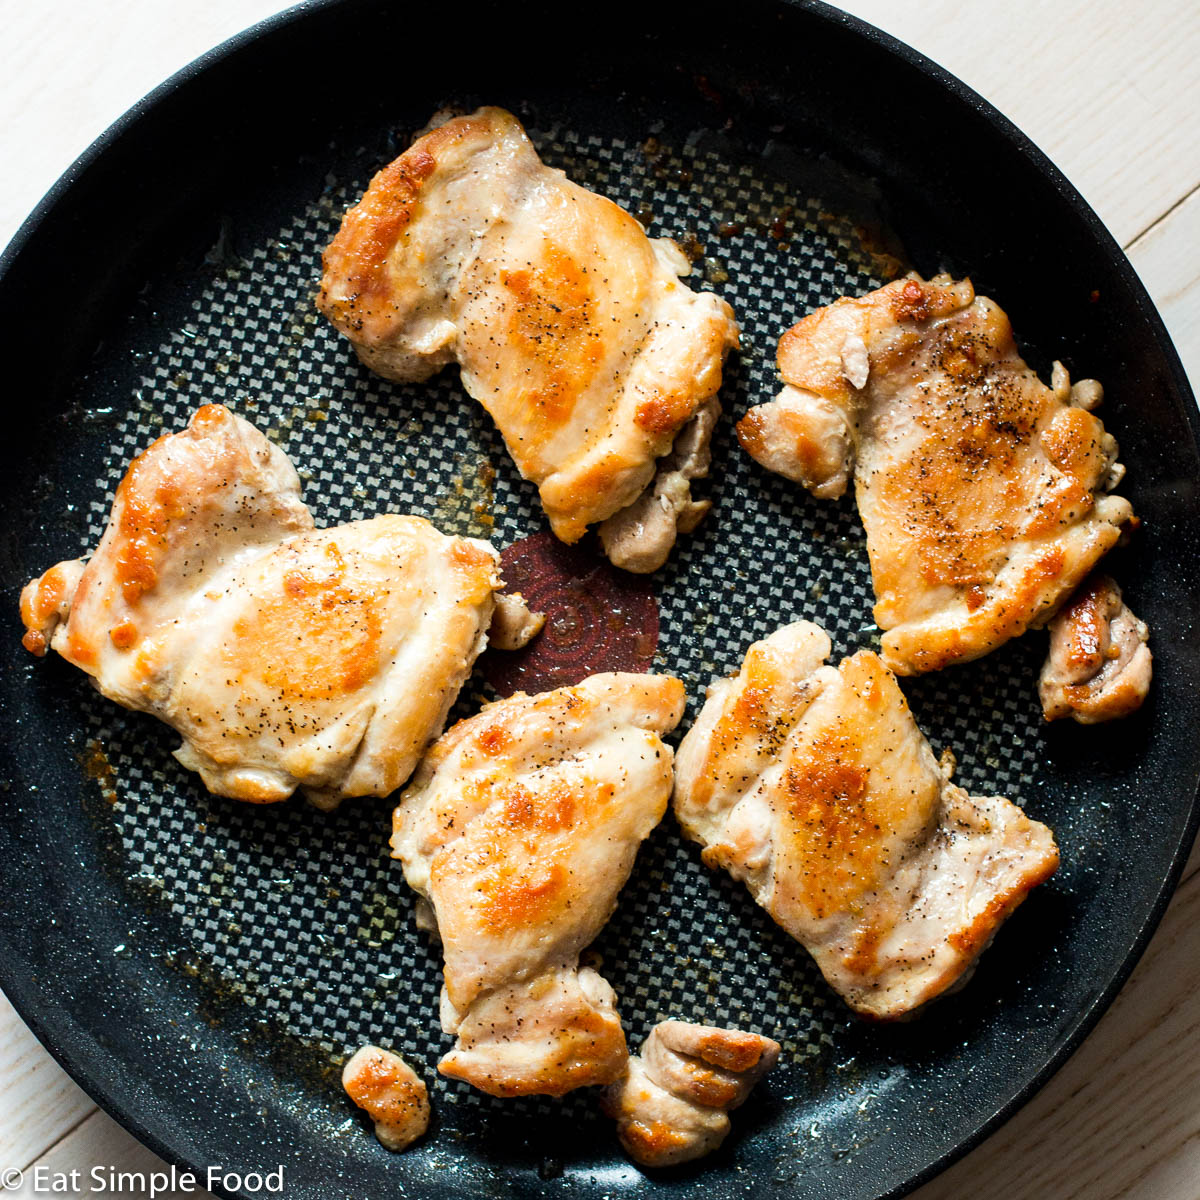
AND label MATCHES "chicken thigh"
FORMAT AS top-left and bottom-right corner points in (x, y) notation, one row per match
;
(673, 622), (1059, 1019)
(602, 1020), (780, 1168)
(20, 404), (502, 808)
(391, 672), (685, 1096)
(318, 107), (739, 572)
(737, 275), (1135, 674)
